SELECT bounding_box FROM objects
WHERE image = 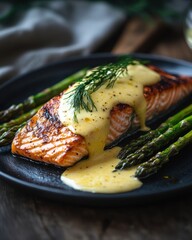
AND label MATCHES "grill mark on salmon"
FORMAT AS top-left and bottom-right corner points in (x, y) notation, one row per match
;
(12, 66), (192, 167)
